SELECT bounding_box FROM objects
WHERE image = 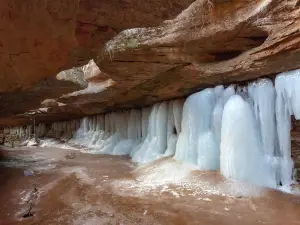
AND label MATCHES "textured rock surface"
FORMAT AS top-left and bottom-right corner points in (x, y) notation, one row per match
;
(1, 0), (300, 126)
(291, 119), (300, 182)
(0, 0), (194, 92)
(96, 0), (300, 111)
(0, 0), (194, 126)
